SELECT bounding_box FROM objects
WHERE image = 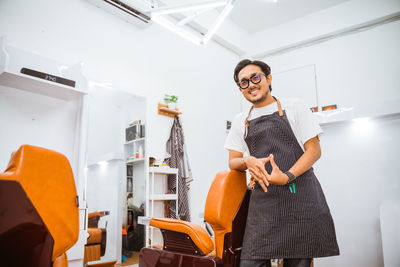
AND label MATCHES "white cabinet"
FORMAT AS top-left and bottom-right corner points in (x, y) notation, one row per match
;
(0, 36), (88, 266)
(125, 137), (146, 165)
(124, 136), (146, 225)
(146, 167), (179, 246)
